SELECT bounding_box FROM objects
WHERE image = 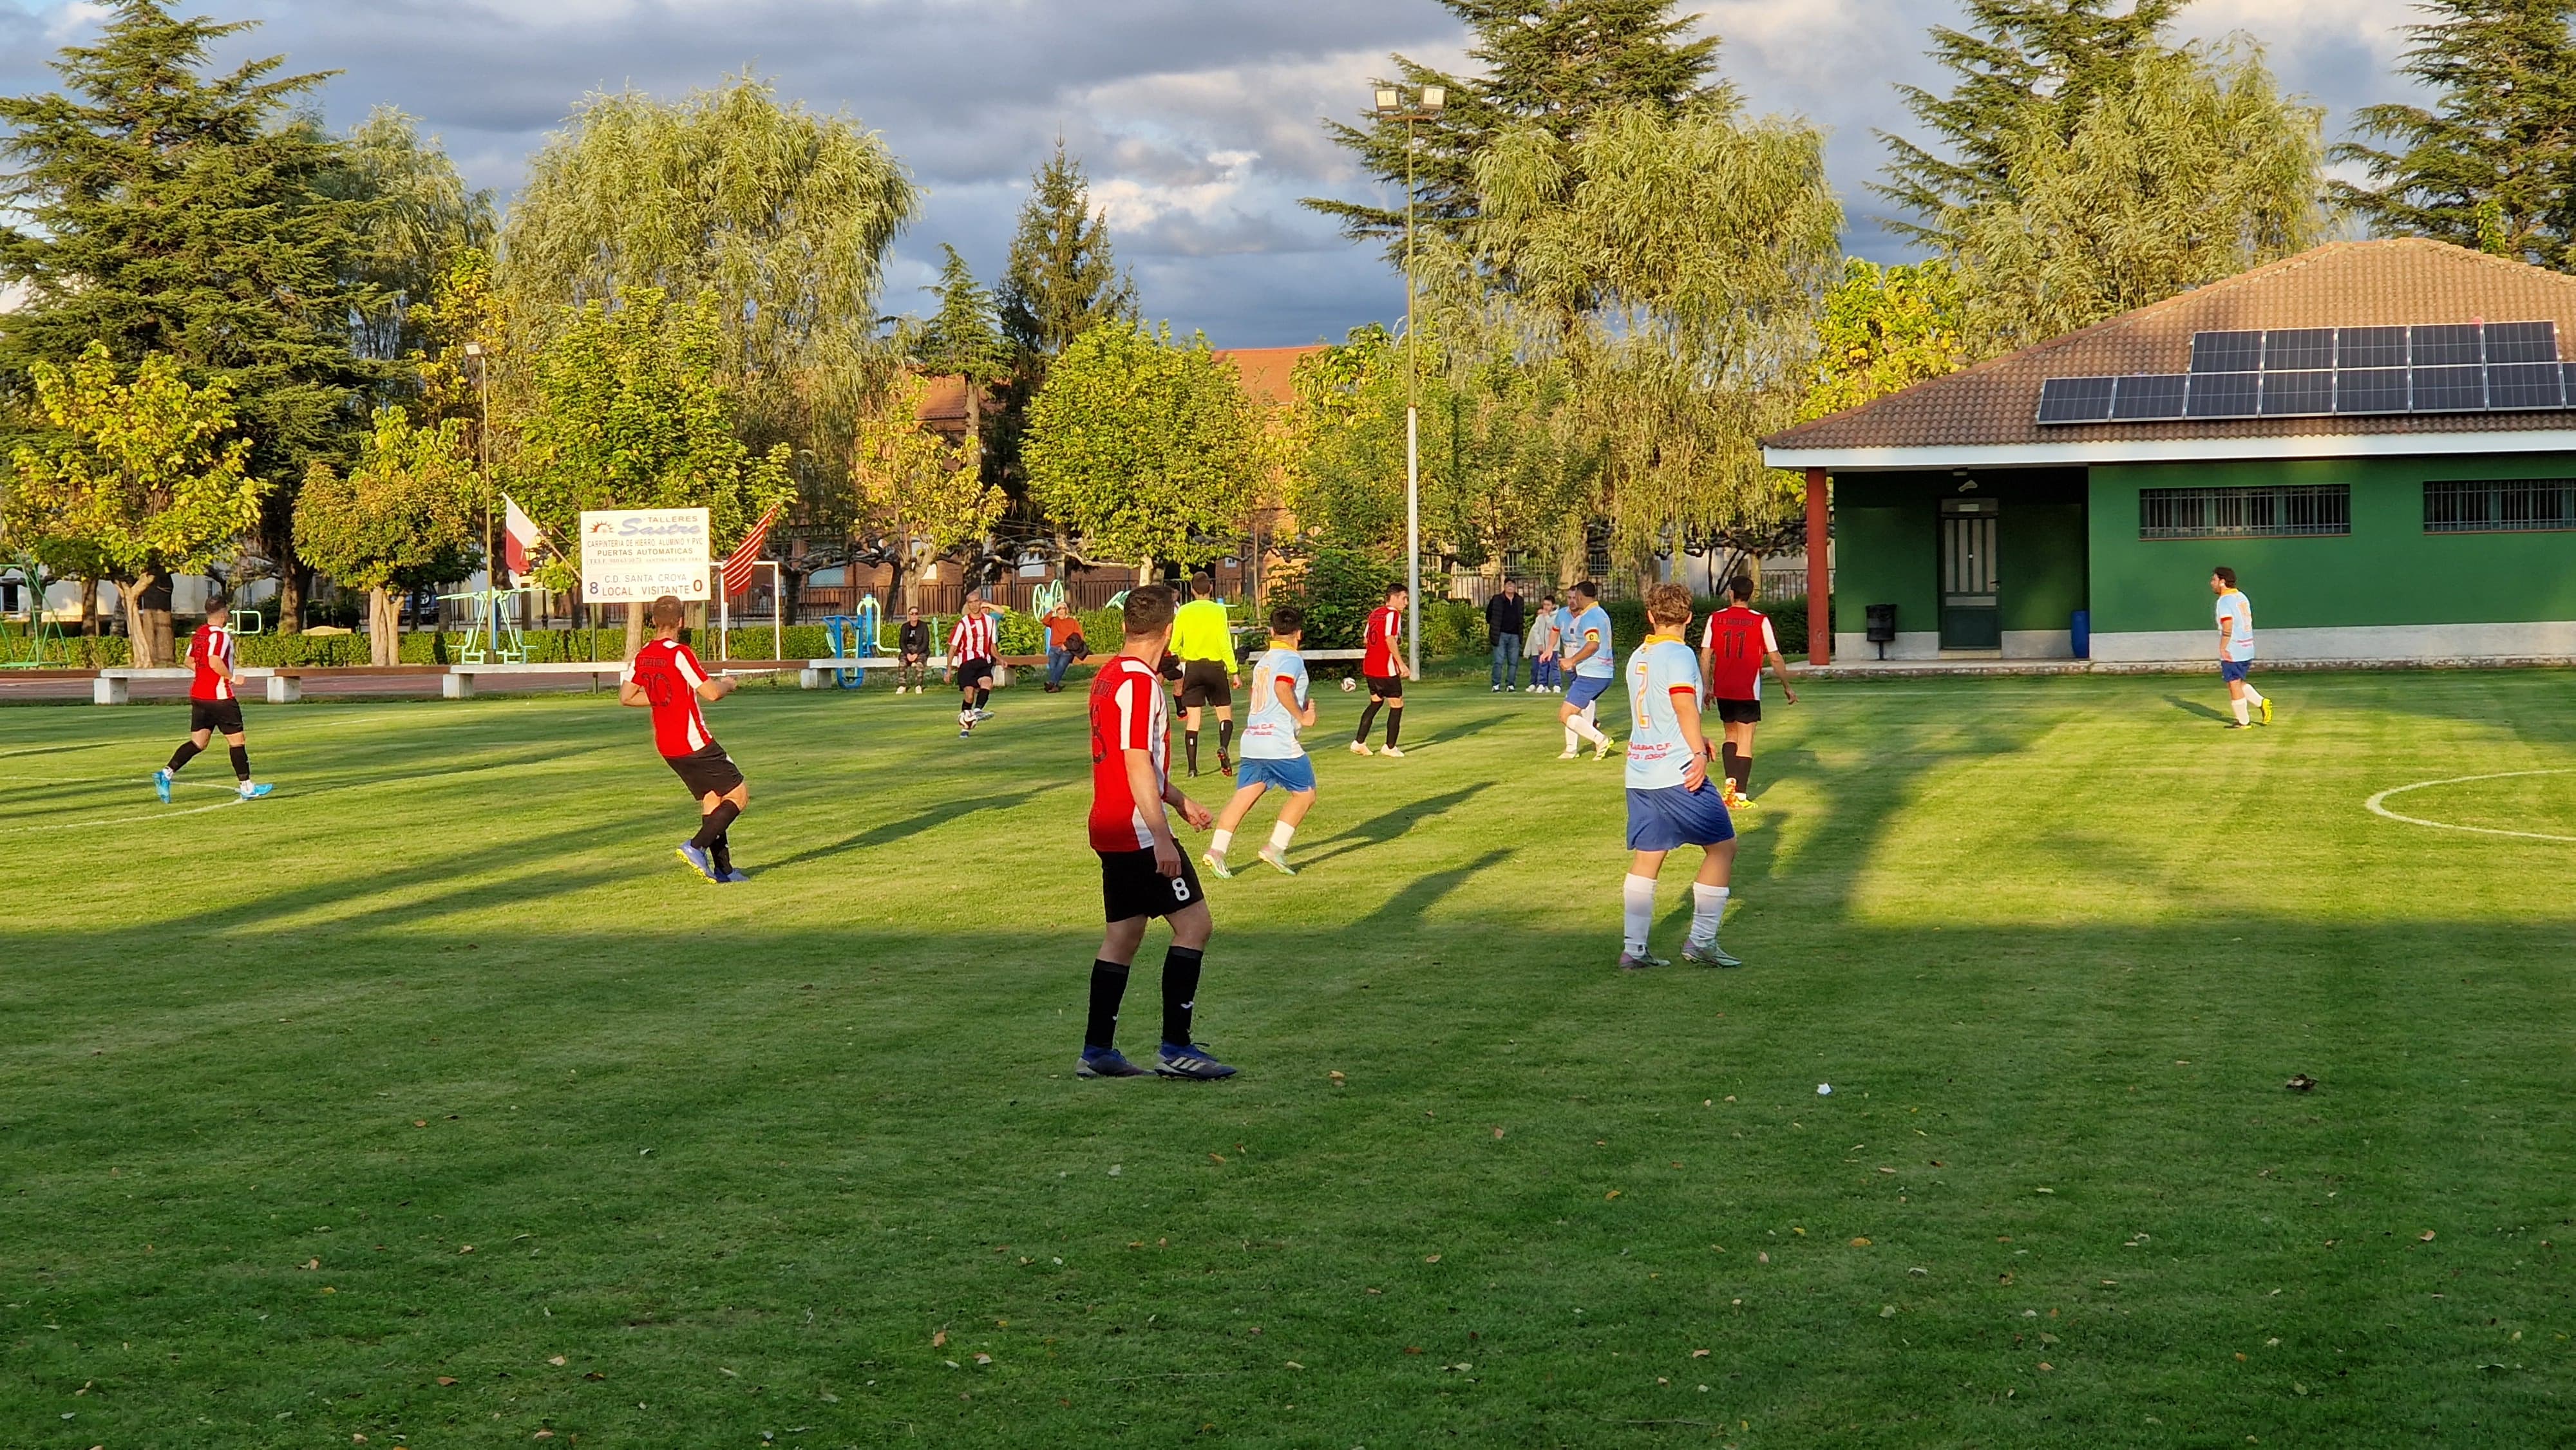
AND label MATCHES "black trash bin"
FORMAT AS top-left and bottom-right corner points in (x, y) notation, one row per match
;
(1864, 603), (1898, 660)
